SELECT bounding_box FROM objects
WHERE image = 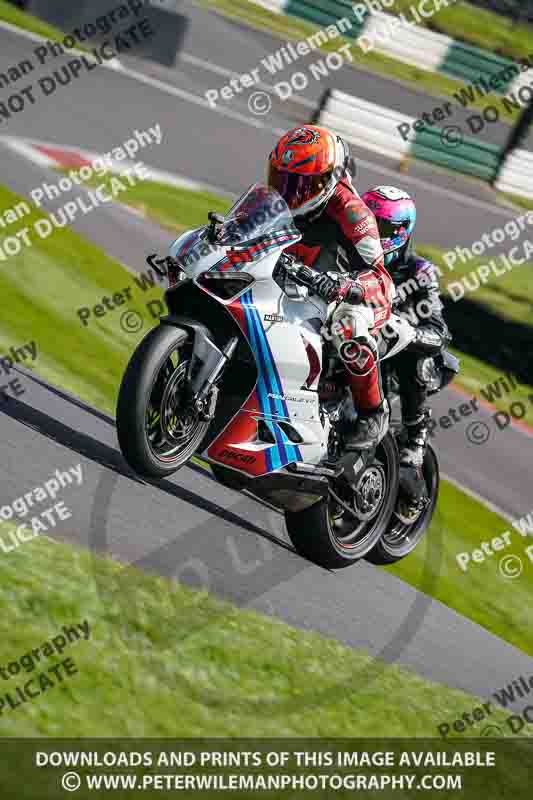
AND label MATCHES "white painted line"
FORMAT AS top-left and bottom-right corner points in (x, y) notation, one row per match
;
(0, 134), (235, 197)
(110, 60), (285, 134)
(181, 51), (316, 109)
(0, 135), (57, 168)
